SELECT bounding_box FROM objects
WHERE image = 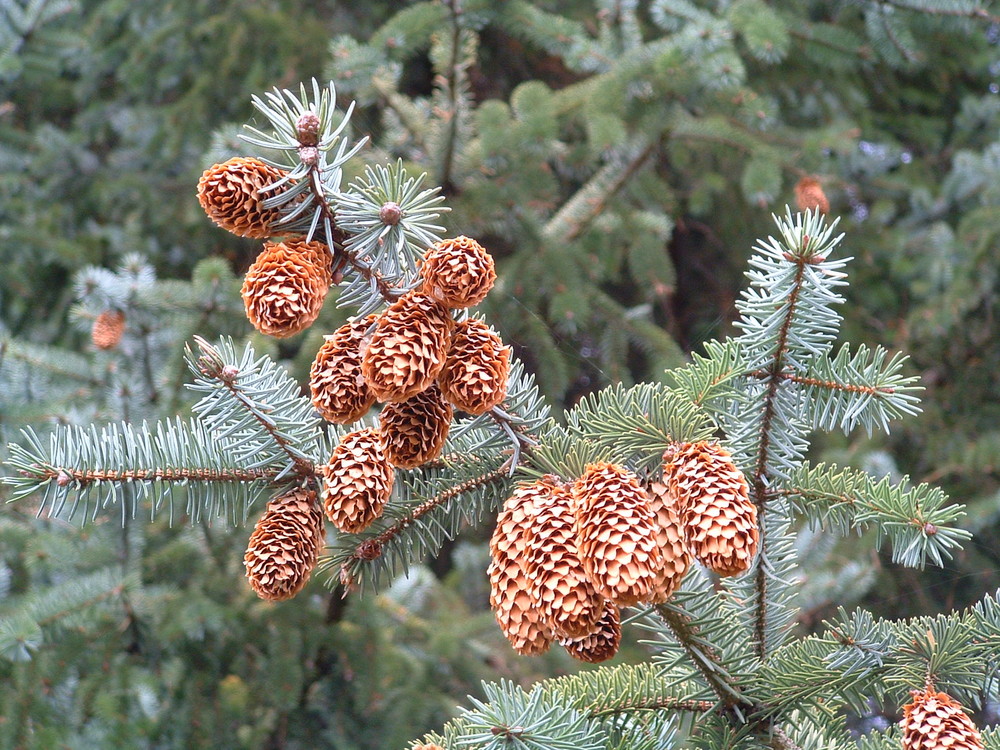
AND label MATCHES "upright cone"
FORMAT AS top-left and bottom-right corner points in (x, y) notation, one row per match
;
(310, 315), (378, 424)
(321, 428), (395, 533)
(242, 239), (332, 338)
(643, 481), (692, 604)
(437, 319), (510, 415)
(379, 384), (453, 469)
(902, 688), (983, 750)
(198, 157), (287, 238)
(559, 601), (621, 664)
